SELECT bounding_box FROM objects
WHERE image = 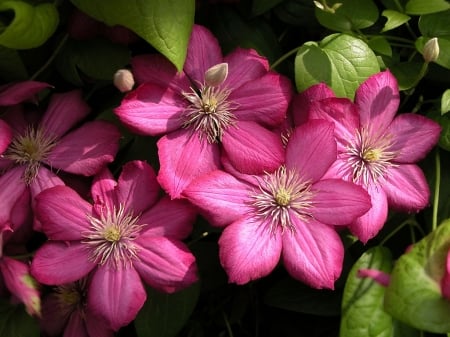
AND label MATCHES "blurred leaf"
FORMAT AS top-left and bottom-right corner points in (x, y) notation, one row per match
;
(315, 0), (379, 32)
(389, 61), (423, 90)
(405, 0), (450, 14)
(384, 219), (450, 333)
(419, 9), (450, 36)
(437, 114), (450, 150)
(416, 36), (450, 69)
(70, 0), (194, 71)
(135, 283), (200, 337)
(0, 1), (58, 49)
(252, 0), (284, 16)
(295, 34), (380, 98)
(381, 10), (411, 32)
(340, 246), (394, 337)
(0, 46), (27, 81)
(442, 89), (450, 115)
(274, 0), (321, 27)
(0, 300), (39, 337)
(368, 36), (392, 57)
